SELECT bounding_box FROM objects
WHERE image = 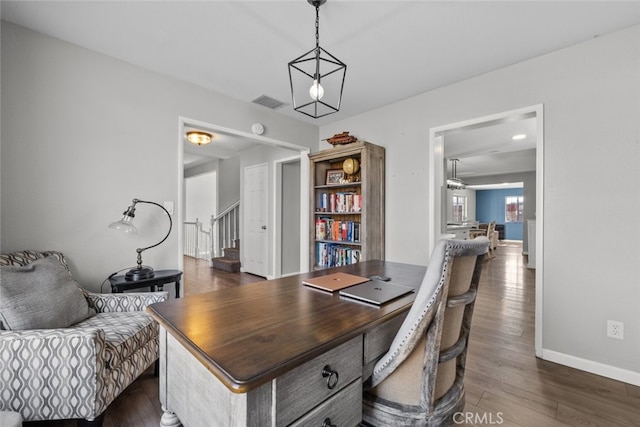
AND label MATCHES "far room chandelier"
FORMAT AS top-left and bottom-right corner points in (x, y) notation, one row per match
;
(288, 0), (346, 119)
(447, 159), (467, 190)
